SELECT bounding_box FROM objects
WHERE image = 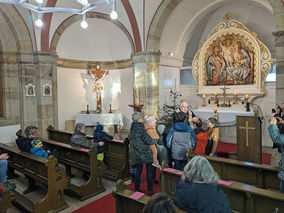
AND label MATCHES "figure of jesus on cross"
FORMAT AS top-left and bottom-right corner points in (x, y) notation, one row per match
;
(88, 63), (109, 113)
